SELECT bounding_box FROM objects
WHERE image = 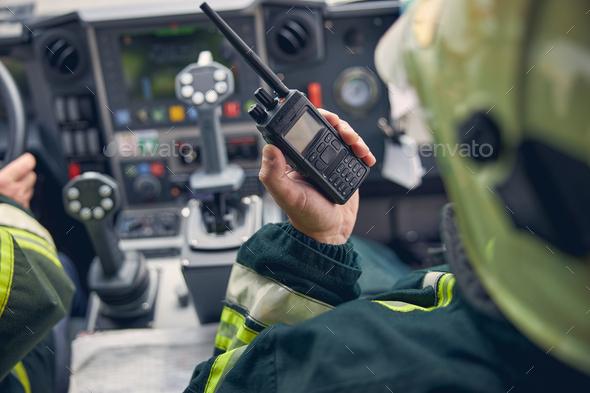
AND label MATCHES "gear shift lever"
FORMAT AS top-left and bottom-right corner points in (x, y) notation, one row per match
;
(63, 172), (156, 318)
(175, 51), (245, 234)
(176, 53), (264, 322)
(64, 172), (123, 276)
